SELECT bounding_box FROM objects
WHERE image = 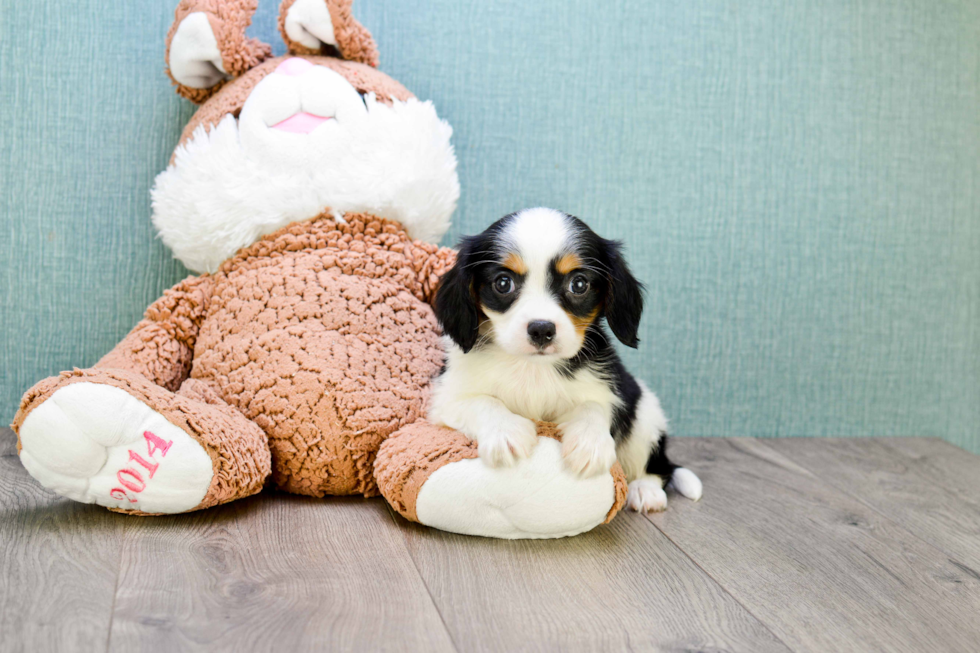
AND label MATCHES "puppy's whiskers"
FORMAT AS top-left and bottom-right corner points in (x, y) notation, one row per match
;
(430, 208), (700, 512)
